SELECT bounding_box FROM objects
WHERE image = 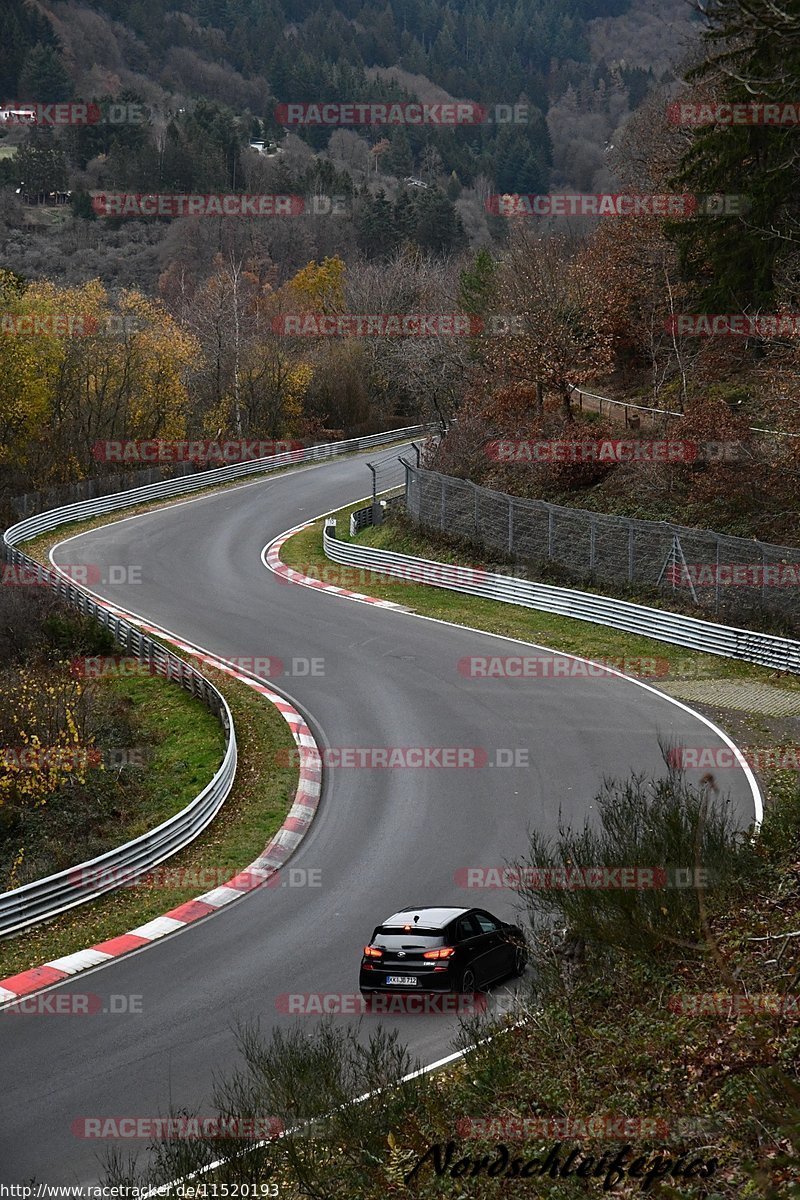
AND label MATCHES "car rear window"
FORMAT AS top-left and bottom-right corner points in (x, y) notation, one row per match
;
(373, 927), (445, 948)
